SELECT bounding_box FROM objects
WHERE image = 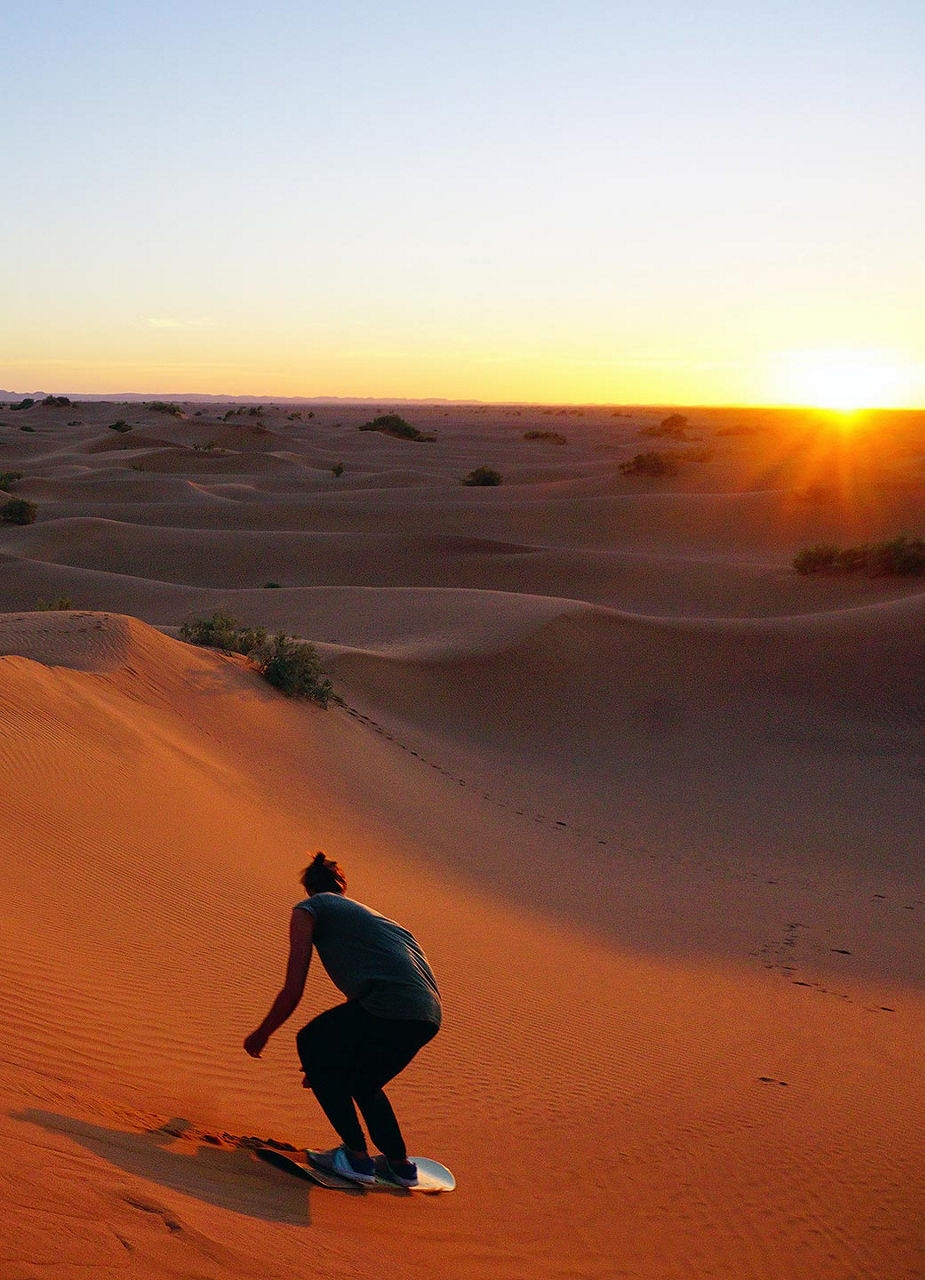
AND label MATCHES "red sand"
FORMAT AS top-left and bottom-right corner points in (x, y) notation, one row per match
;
(1, 400), (922, 1279)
